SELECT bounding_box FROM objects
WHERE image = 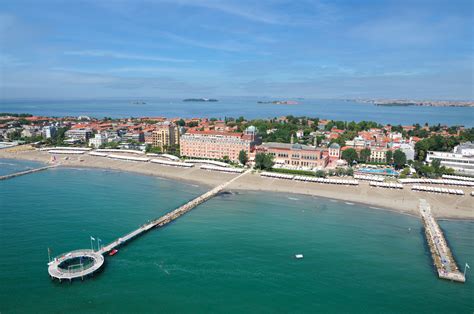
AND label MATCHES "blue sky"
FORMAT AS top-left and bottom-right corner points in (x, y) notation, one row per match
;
(0, 0), (472, 99)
